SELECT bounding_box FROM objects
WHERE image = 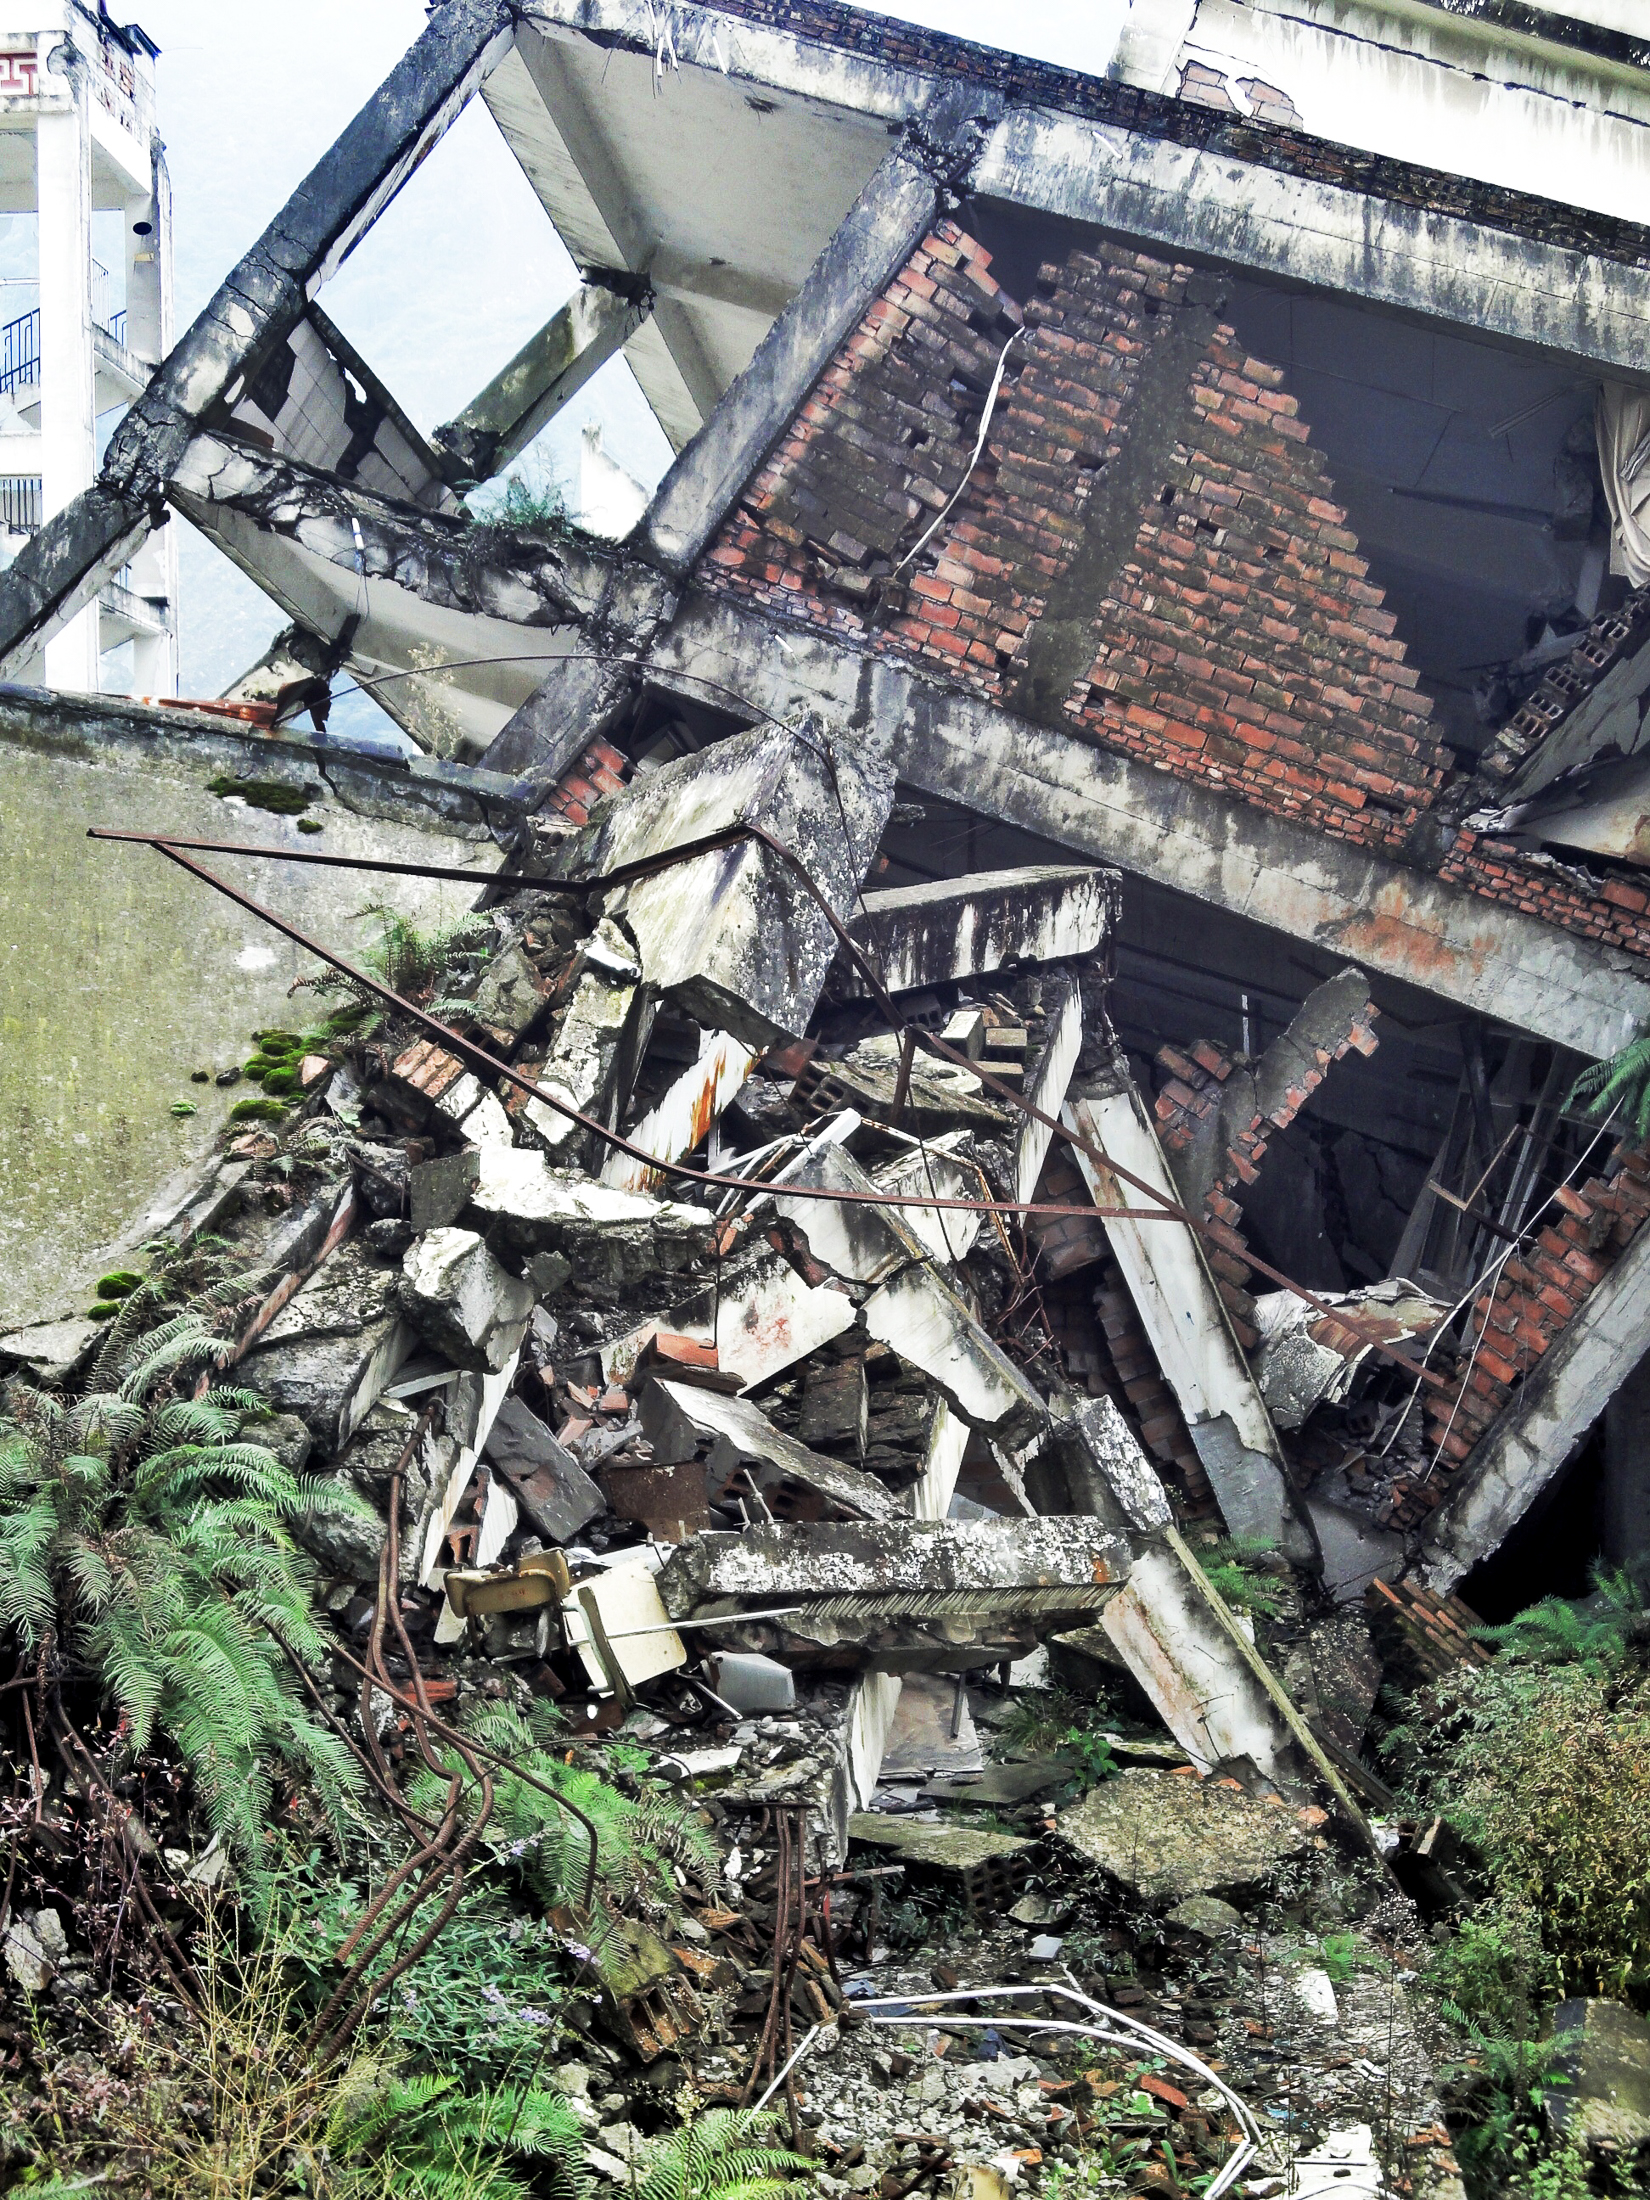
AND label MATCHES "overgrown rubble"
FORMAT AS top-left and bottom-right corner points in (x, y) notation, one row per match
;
(8, 716), (1650, 2199)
